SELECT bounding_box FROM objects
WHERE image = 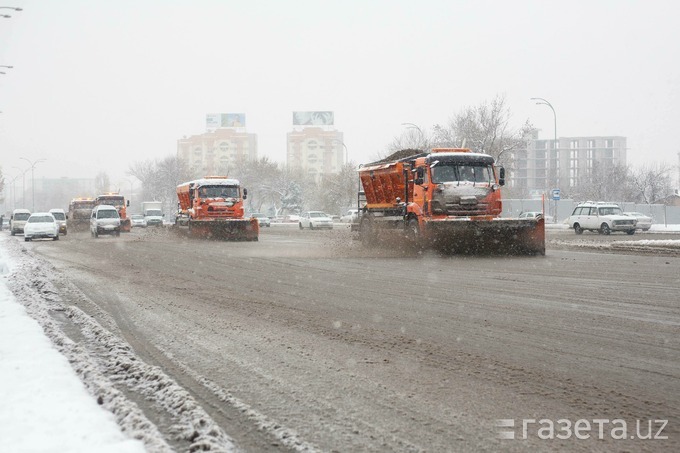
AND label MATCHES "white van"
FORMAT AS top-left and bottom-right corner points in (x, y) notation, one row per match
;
(90, 205), (121, 237)
(9, 208), (32, 236)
